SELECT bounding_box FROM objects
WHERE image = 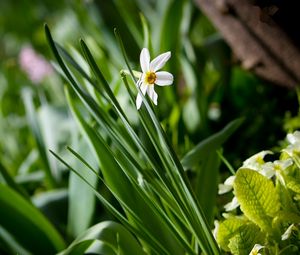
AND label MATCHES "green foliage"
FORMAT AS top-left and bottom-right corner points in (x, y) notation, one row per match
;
(234, 168), (280, 232)
(227, 224), (264, 255)
(0, 0), (299, 254)
(45, 22), (227, 254)
(217, 132), (300, 254)
(217, 217), (248, 251)
(0, 183), (65, 254)
(60, 221), (146, 255)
